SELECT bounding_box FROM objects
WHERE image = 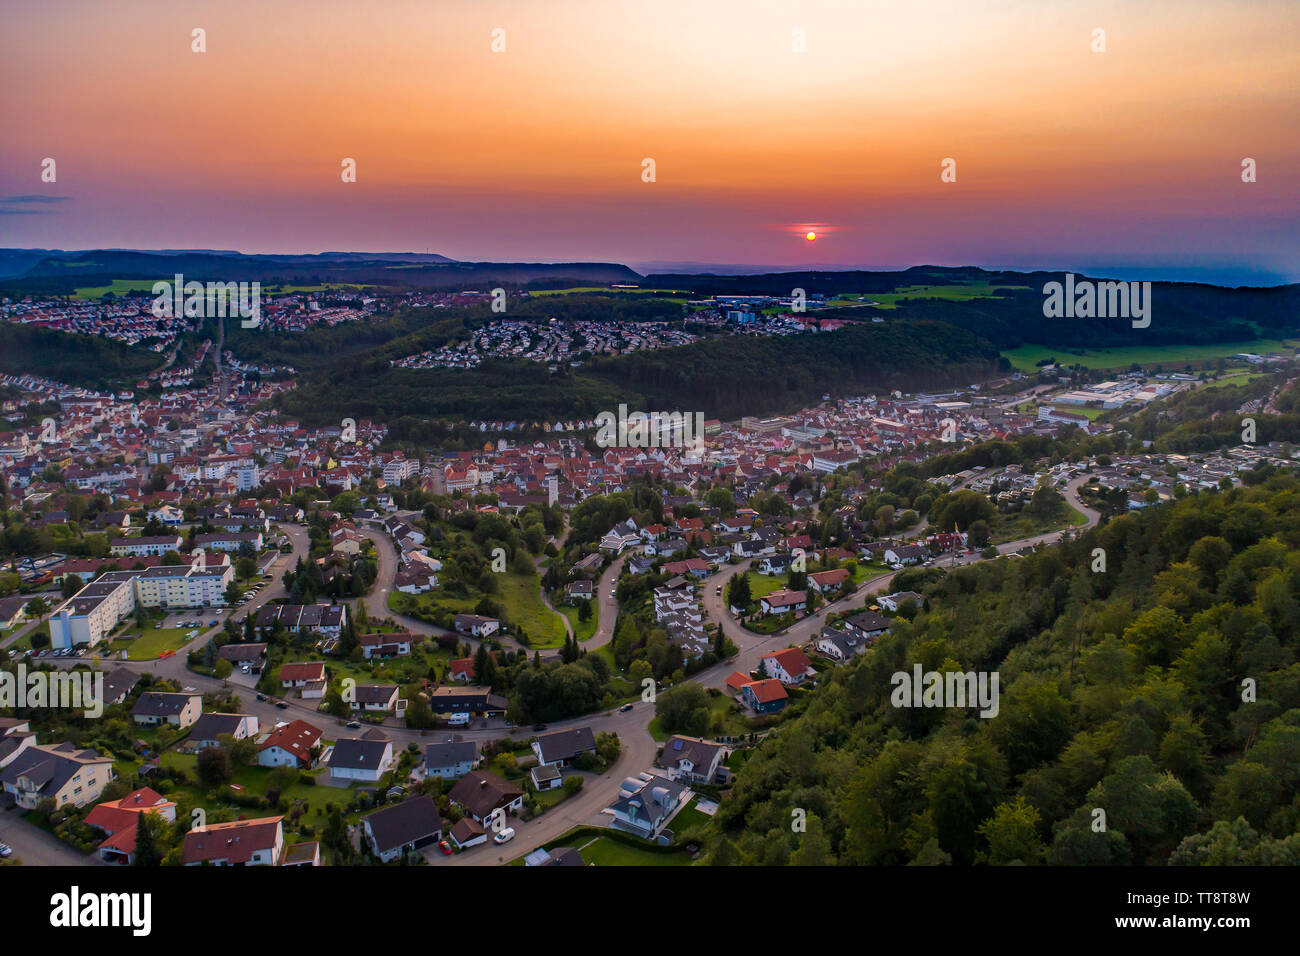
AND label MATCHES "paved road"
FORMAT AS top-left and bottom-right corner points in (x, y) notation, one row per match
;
(19, 475), (1103, 866)
(0, 806), (103, 866)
